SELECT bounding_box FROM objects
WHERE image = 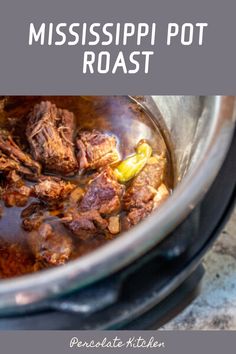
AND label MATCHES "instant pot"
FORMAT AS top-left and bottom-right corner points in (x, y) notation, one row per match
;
(0, 96), (235, 329)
